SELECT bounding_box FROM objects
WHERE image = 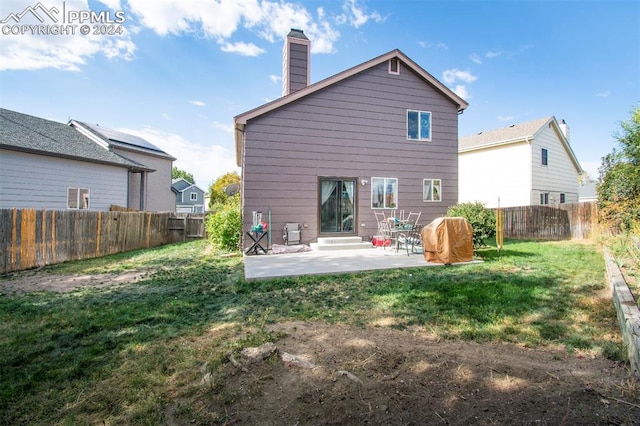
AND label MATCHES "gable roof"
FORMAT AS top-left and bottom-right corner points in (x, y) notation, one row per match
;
(234, 49), (469, 165)
(0, 108), (149, 171)
(70, 120), (176, 160)
(459, 116), (583, 173)
(171, 178), (204, 194)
